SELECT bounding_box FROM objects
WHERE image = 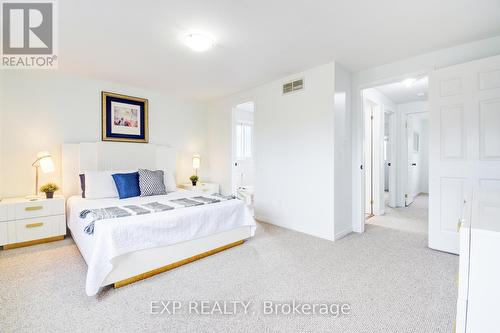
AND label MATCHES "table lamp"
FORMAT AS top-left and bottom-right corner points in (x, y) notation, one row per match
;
(31, 151), (55, 197)
(192, 154), (201, 176)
